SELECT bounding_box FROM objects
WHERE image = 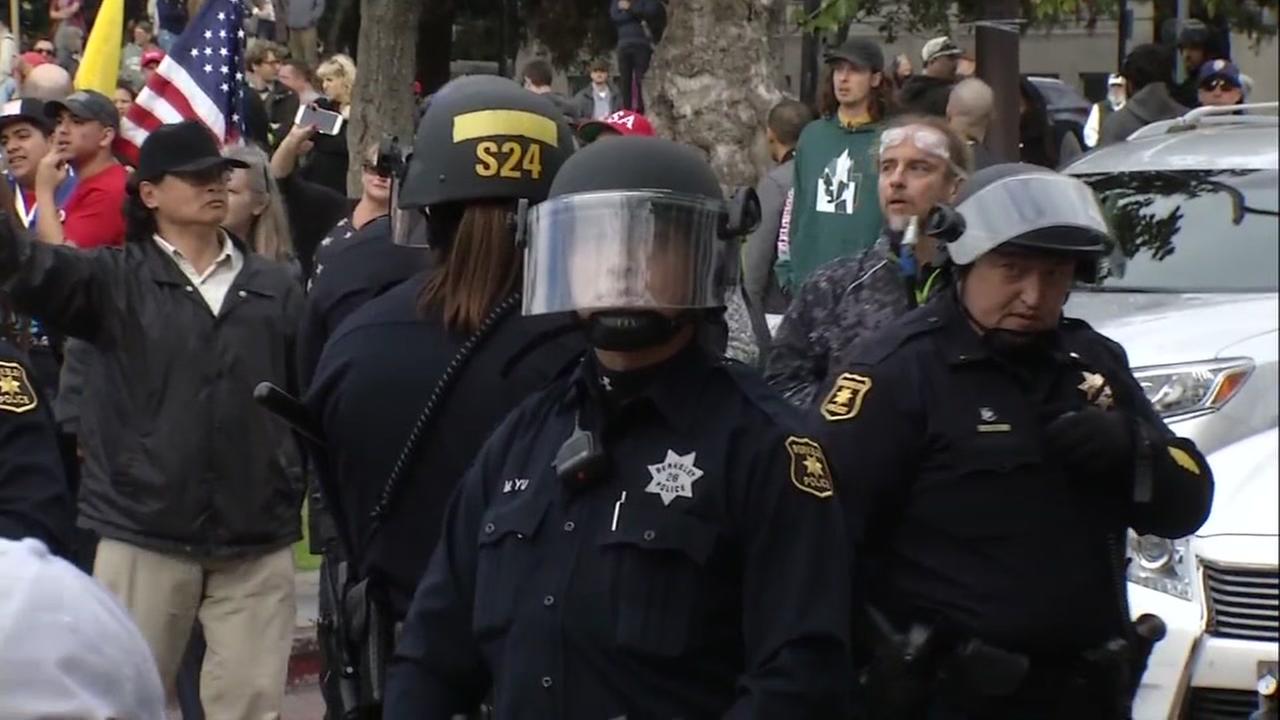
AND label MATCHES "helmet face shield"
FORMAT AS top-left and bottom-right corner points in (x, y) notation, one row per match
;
(950, 173), (1111, 265)
(523, 191), (737, 316)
